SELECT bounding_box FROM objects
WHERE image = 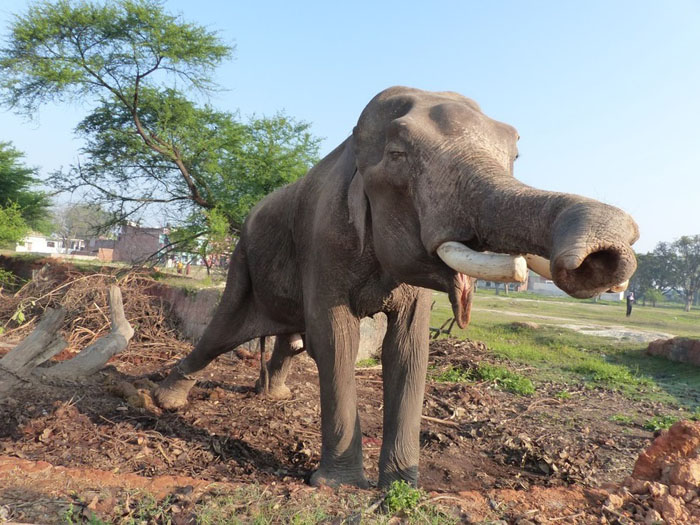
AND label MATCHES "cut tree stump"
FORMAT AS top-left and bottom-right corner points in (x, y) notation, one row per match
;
(0, 285), (134, 394)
